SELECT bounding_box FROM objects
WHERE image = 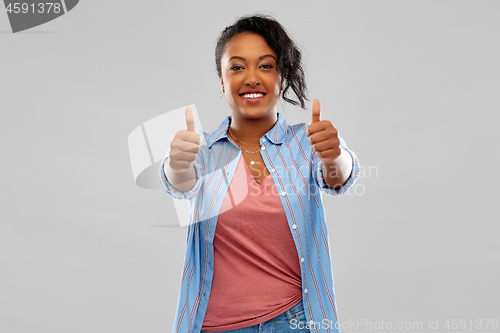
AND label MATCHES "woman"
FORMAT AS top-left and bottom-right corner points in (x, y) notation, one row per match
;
(161, 14), (360, 333)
